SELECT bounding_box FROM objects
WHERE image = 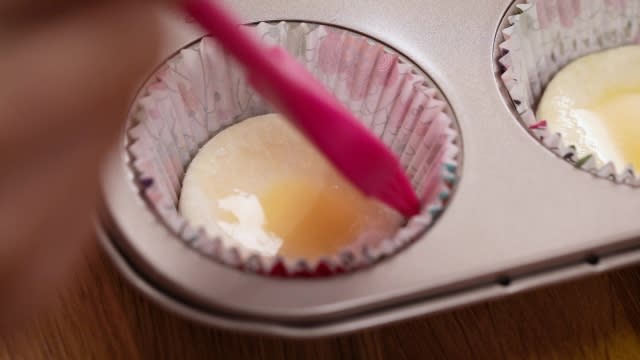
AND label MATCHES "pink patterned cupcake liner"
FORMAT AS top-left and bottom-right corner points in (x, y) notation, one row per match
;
(127, 22), (460, 277)
(498, 0), (640, 184)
